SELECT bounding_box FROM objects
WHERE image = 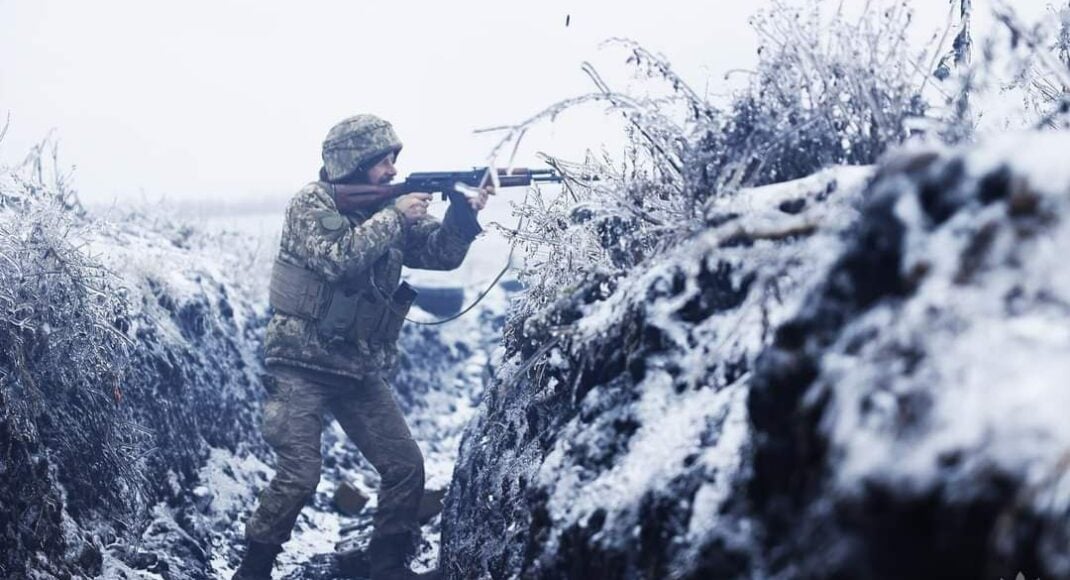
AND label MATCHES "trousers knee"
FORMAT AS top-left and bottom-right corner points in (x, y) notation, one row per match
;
(293, 468), (322, 496)
(379, 439), (424, 488)
(276, 455), (322, 496)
